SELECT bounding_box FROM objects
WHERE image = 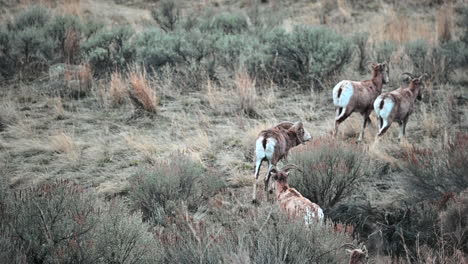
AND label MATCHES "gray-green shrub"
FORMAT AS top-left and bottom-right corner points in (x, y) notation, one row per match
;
(262, 26), (353, 90)
(202, 12), (249, 34)
(353, 32), (370, 73)
(288, 138), (373, 208)
(82, 26), (135, 75)
(374, 41), (397, 64)
(158, 205), (352, 264)
(1, 180), (99, 263)
(129, 154), (225, 226)
(402, 133), (468, 201)
(151, 0), (180, 32)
